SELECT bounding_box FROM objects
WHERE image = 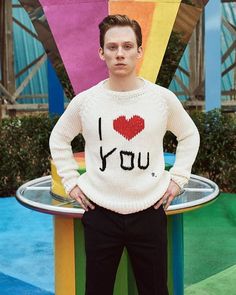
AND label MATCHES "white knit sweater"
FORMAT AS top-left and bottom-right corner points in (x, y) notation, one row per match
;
(49, 78), (200, 214)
